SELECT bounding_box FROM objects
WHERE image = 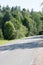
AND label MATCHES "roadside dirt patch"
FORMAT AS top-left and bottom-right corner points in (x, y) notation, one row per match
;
(31, 40), (43, 65)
